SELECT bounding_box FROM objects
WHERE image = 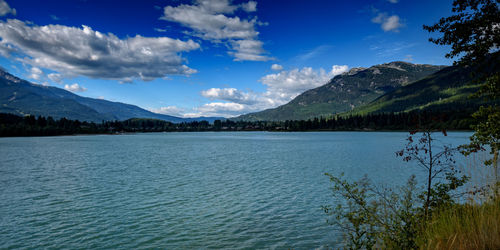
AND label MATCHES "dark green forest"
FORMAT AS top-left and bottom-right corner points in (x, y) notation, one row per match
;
(0, 107), (476, 137)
